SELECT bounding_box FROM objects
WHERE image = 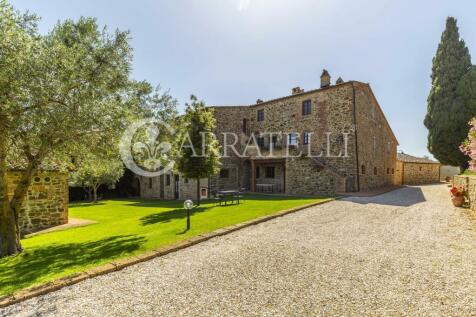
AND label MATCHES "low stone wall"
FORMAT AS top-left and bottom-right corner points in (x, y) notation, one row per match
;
(6, 171), (69, 235)
(402, 163), (440, 185)
(453, 175), (476, 211)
